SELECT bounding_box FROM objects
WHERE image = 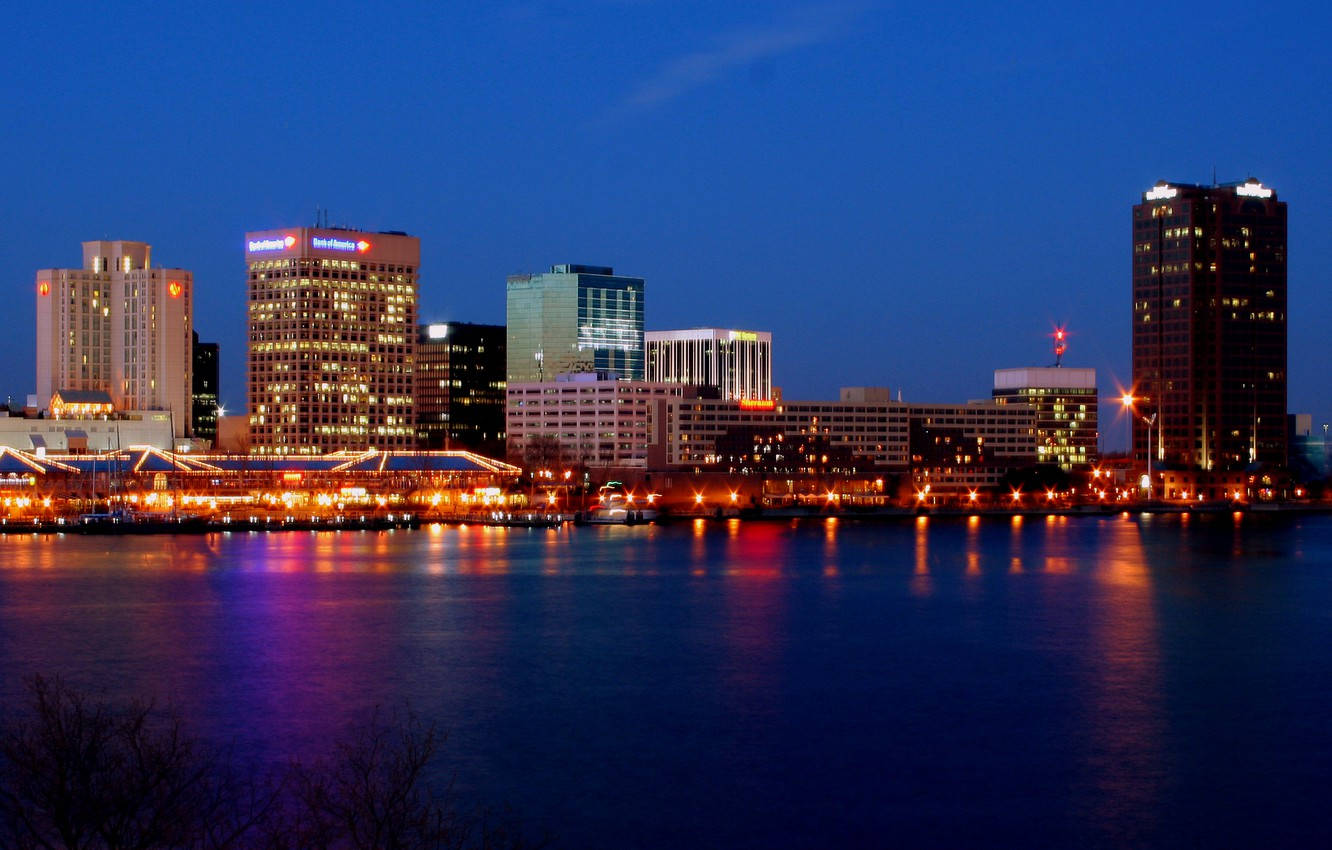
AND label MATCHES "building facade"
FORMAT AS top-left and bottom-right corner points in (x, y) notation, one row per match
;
(992, 367), (1097, 470)
(507, 378), (1039, 493)
(506, 264), (645, 383)
(192, 331), (219, 444)
(506, 373), (682, 469)
(246, 227), (419, 454)
(36, 241), (193, 437)
(416, 322), (506, 456)
(1132, 179), (1287, 470)
(646, 328), (773, 401)
(0, 410), (175, 453)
